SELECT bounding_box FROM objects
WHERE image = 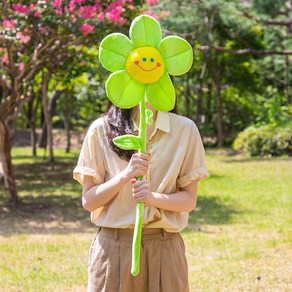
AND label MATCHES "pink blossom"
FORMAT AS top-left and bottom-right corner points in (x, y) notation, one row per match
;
(158, 10), (170, 18)
(146, 0), (158, 6)
(75, 0), (85, 4)
(2, 55), (9, 64)
(94, 0), (101, 11)
(55, 8), (63, 15)
(141, 10), (158, 20)
(39, 27), (47, 33)
(98, 12), (105, 21)
(12, 4), (30, 15)
(80, 60), (87, 65)
(116, 17), (128, 27)
(18, 63), (25, 71)
(68, 0), (88, 13)
(71, 15), (77, 23)
(69, 0), (75, 13)
(79, 24), (94, 35)
(34, 11), (41, 17)
(78, 5), (97, 19)
(53, 0), (62, 8)
(2, 19), (16, 29)
(16, 32), (31, 44)
(106, 6), (123, 23)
